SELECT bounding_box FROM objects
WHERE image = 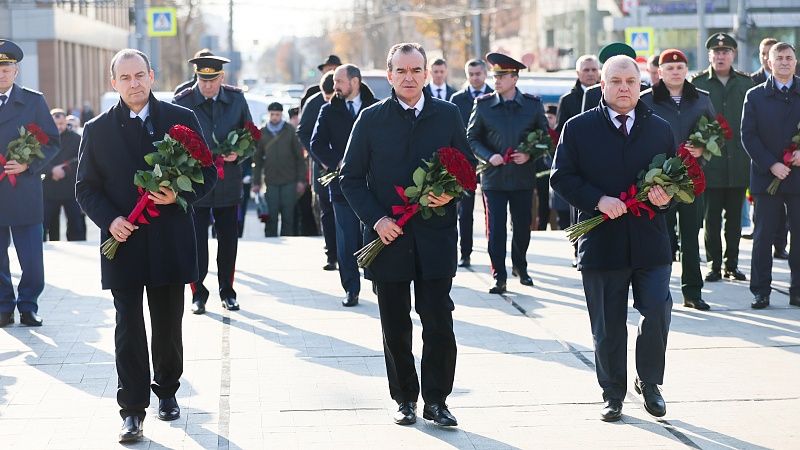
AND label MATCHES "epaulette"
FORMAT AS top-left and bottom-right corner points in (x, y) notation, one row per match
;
(476, 92), (494, 102)
(522, 93), (541, 102)
(690, 70), (708, 80)
(22, 86), (43, 96)
(734, 69), (750, 78)
(222, 84), (243, 93)
(640, 87), (653, 96)
(174, 87), (193, 101)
